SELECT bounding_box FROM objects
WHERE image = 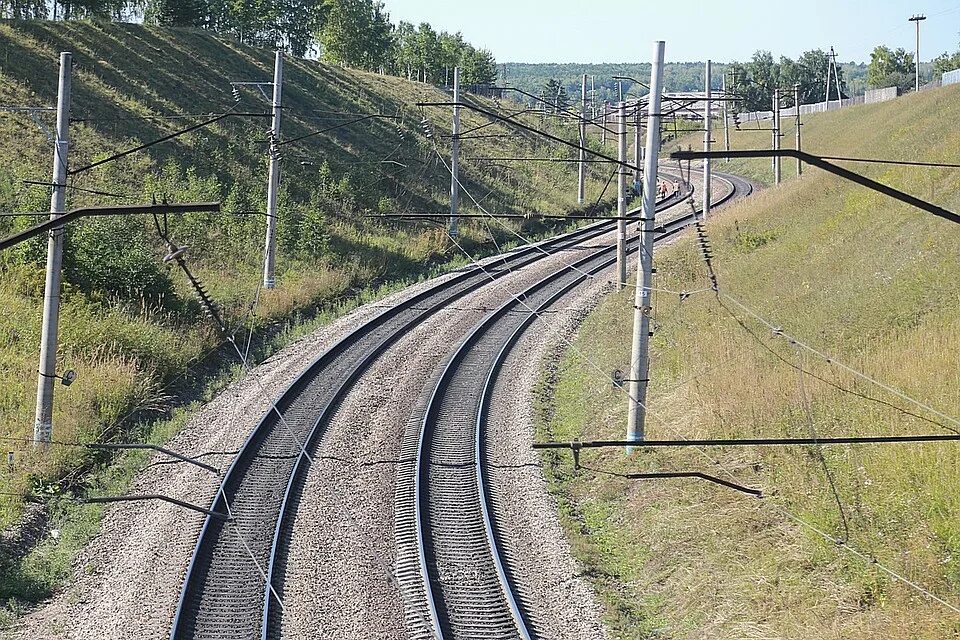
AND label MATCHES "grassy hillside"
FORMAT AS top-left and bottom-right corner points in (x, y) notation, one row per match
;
(540, 84), (960, 638)
(0, 19), (614, 612)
